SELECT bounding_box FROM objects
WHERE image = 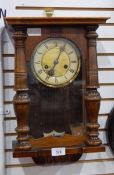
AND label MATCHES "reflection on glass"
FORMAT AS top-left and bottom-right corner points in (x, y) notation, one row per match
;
(27, 61), (85, 141)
